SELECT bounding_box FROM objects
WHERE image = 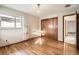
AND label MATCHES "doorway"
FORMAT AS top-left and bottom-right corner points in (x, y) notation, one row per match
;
(63, 14), (76, 45)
